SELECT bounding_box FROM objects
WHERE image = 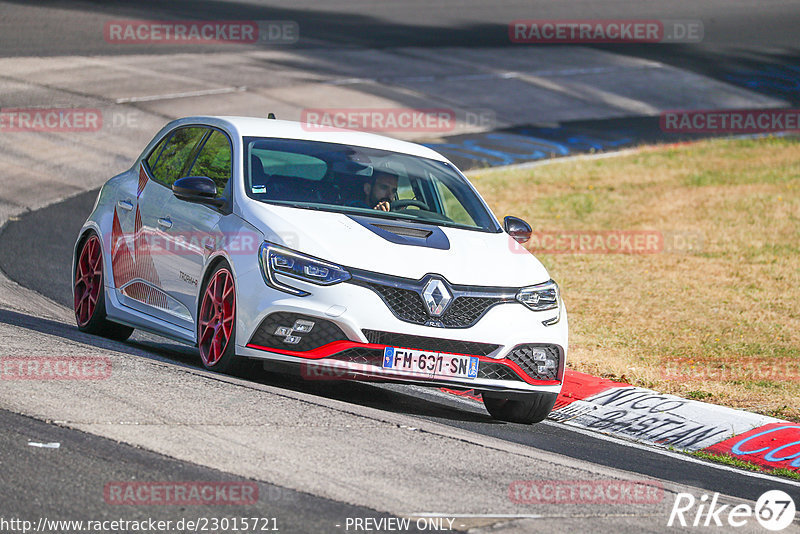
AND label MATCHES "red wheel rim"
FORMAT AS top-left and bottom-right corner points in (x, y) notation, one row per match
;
(74, 235), (103, 327)
(198, 268), (236, 367)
